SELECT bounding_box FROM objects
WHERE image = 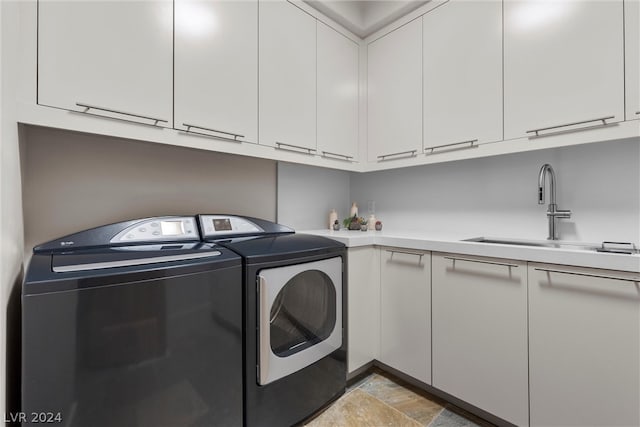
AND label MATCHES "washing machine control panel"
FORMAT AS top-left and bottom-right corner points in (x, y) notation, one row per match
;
(110, 217), (198, 243)
(199, 215), (263, 237)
